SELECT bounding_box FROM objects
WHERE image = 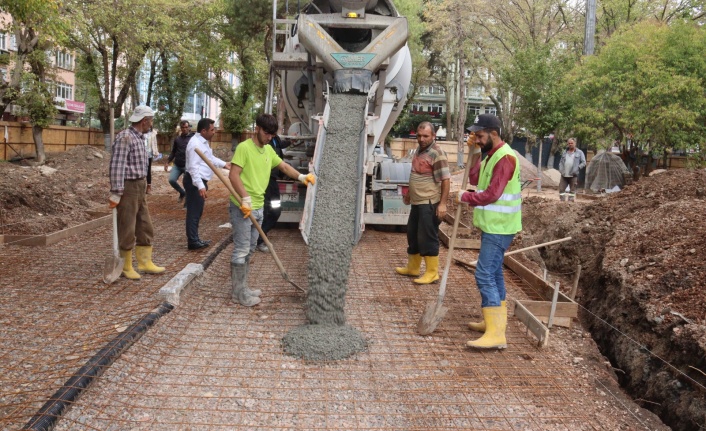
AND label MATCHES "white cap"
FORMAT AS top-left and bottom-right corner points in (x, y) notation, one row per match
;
(128, 106), (155, 122)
